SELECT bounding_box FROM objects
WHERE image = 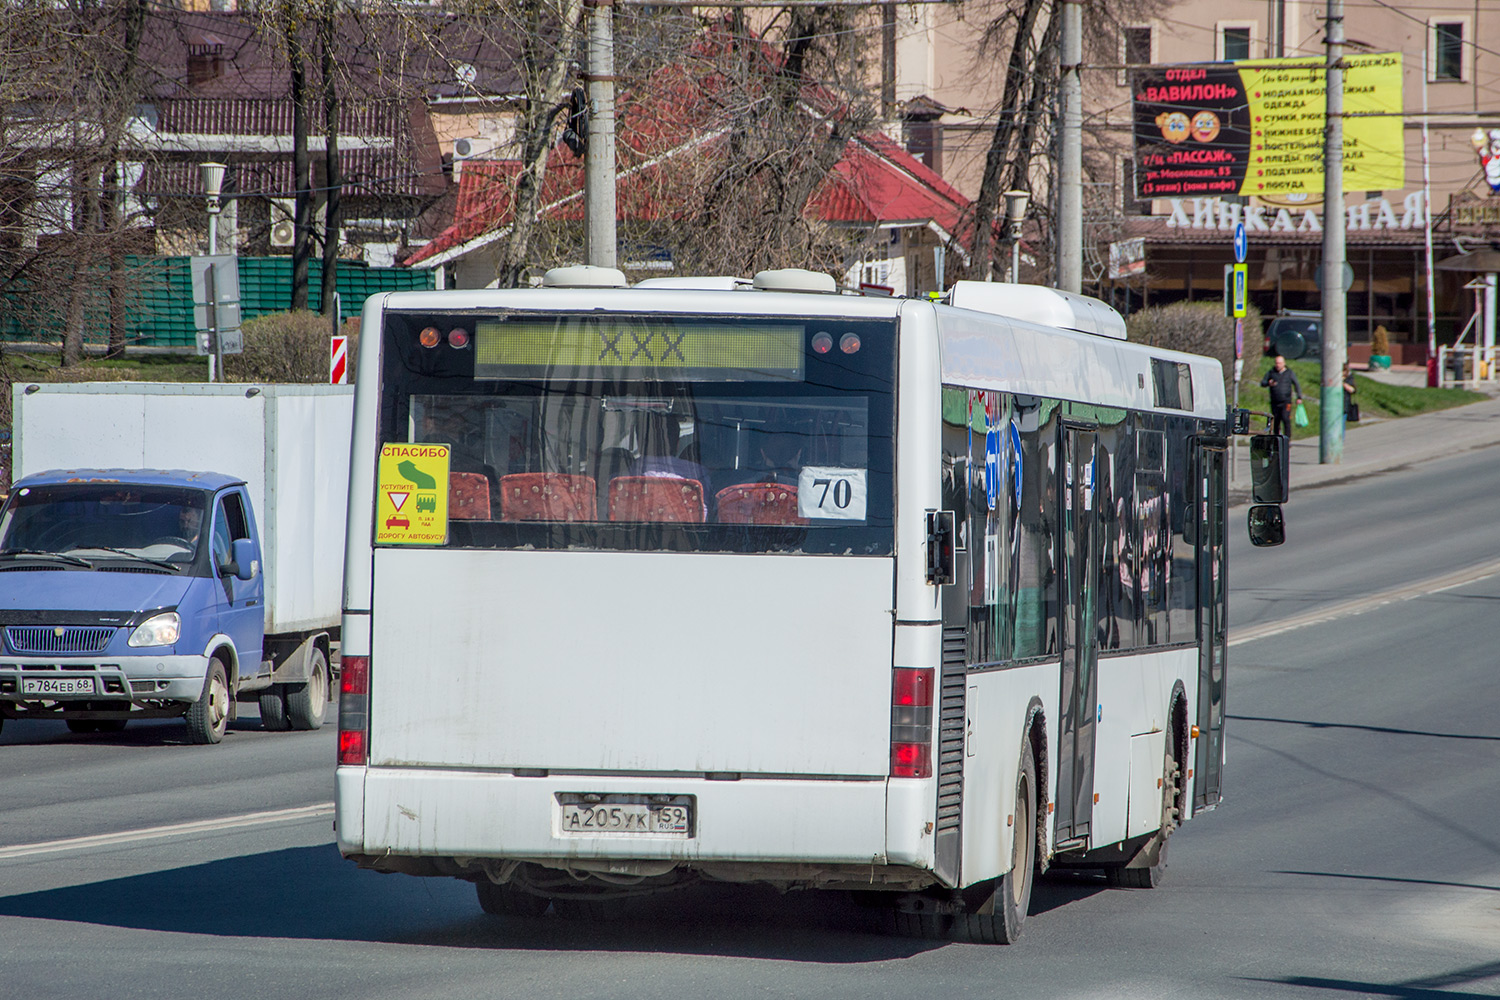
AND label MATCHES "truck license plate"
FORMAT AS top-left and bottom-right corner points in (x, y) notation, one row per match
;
(22, 676), (95, 695)
(558, 795), (693, 837)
